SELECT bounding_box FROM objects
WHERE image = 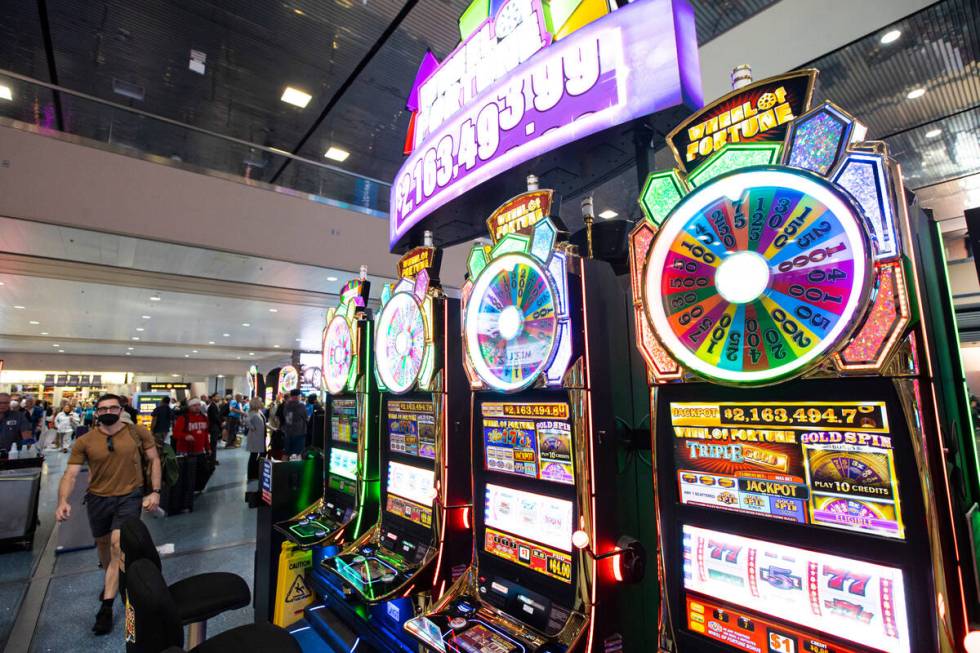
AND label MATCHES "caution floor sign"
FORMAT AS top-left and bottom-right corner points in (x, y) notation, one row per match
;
(273, 542), (314, 627)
